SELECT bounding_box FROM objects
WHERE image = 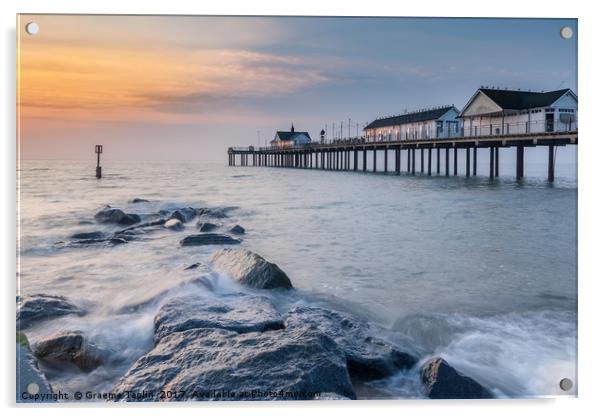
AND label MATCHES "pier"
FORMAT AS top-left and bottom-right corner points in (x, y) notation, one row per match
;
(228, 130), (577, 182)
